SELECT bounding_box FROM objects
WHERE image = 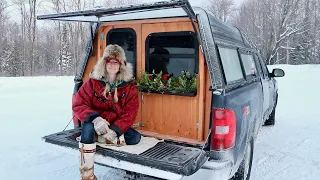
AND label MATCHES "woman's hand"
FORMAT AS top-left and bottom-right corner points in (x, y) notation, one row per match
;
(92, 117), (109, 135)
(105, 129), (117, 142)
